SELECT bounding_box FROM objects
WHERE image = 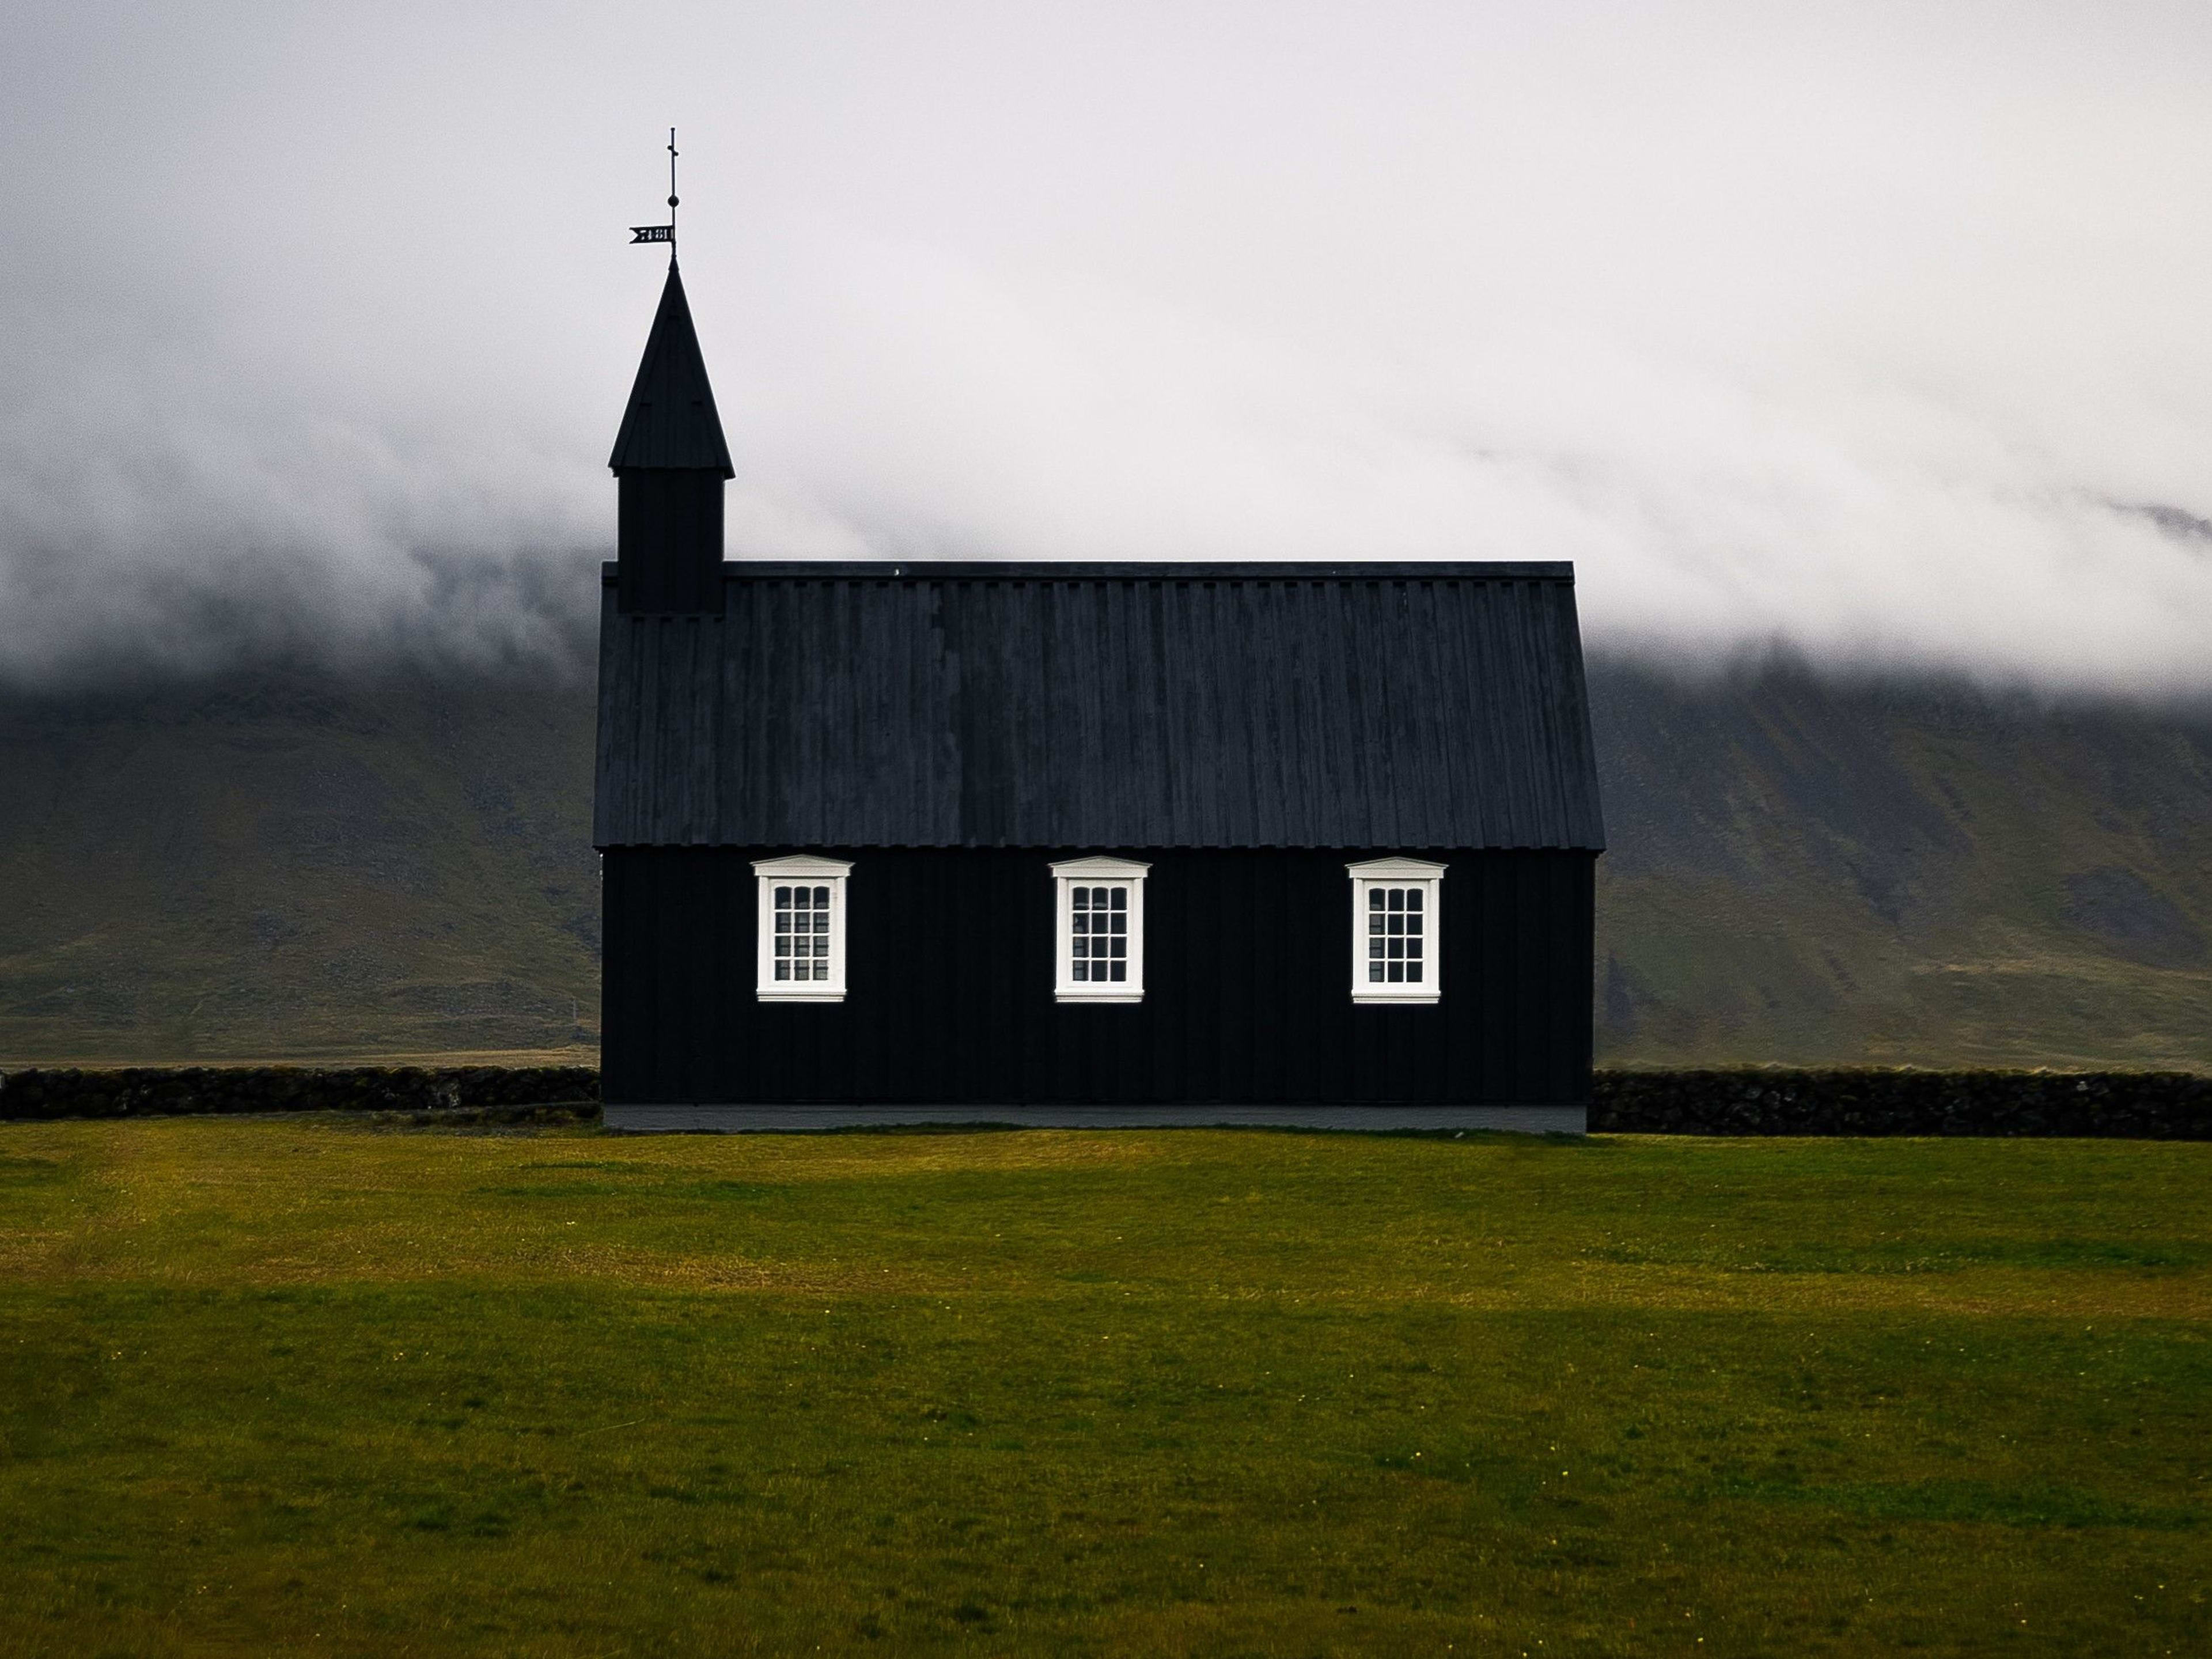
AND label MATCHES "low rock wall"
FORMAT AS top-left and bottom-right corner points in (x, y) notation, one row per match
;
(0, 1066), (599, 1121)
(1592, 1069), (2212, 1138)
(3, 1066), (2207, 1135)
